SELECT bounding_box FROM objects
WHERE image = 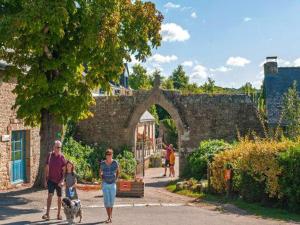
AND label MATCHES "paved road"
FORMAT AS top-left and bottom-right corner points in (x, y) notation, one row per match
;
(0, 157), (298, 225)
(2, 205), (297, 225)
